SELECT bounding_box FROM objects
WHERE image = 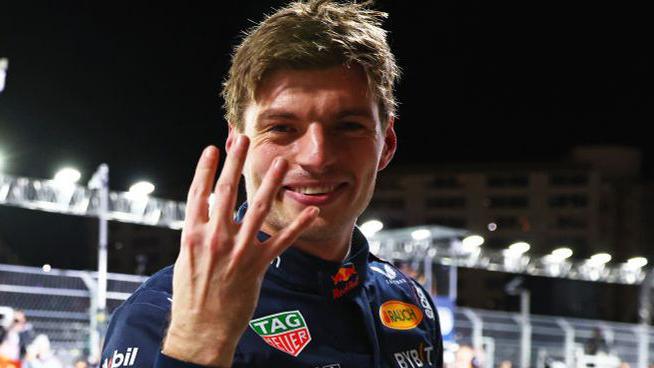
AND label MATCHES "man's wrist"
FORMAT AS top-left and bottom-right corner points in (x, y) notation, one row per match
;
(162, 324), (236, 368)
(156, 351), (213, 368)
